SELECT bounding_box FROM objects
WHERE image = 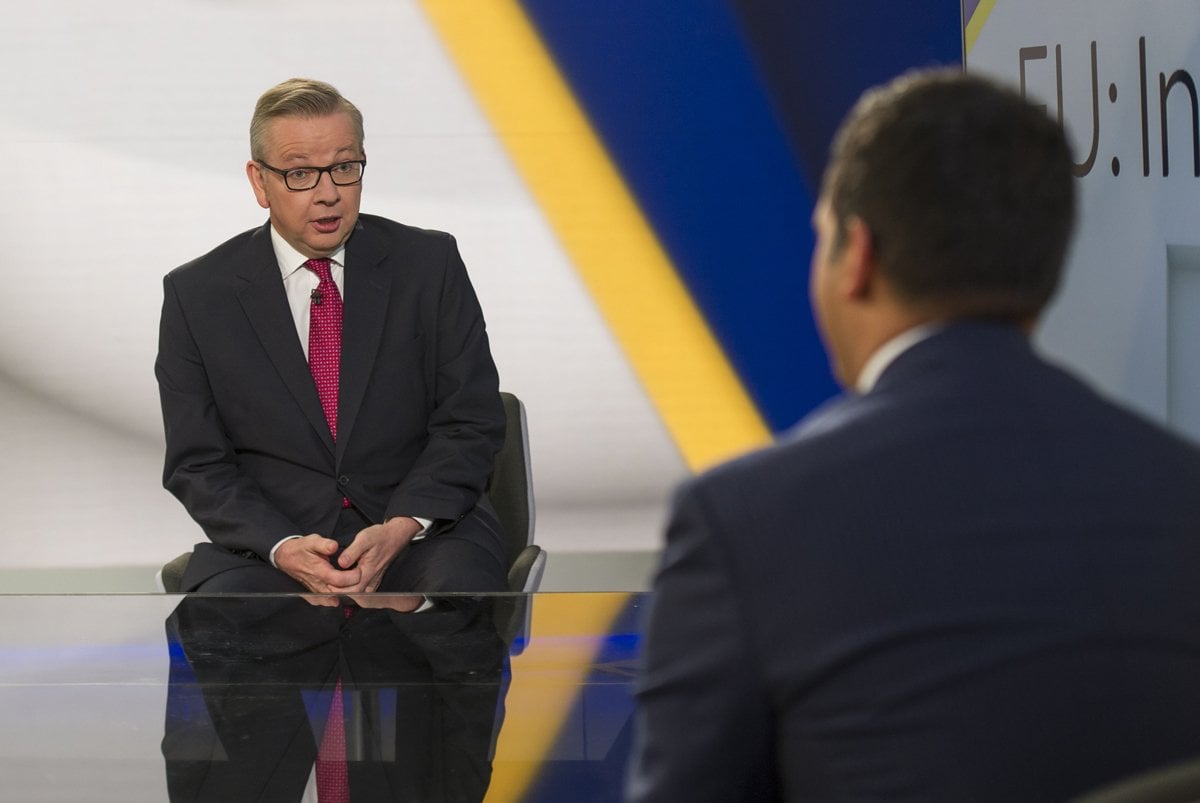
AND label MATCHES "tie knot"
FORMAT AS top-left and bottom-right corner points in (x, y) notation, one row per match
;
(304, 258), (334, 283)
